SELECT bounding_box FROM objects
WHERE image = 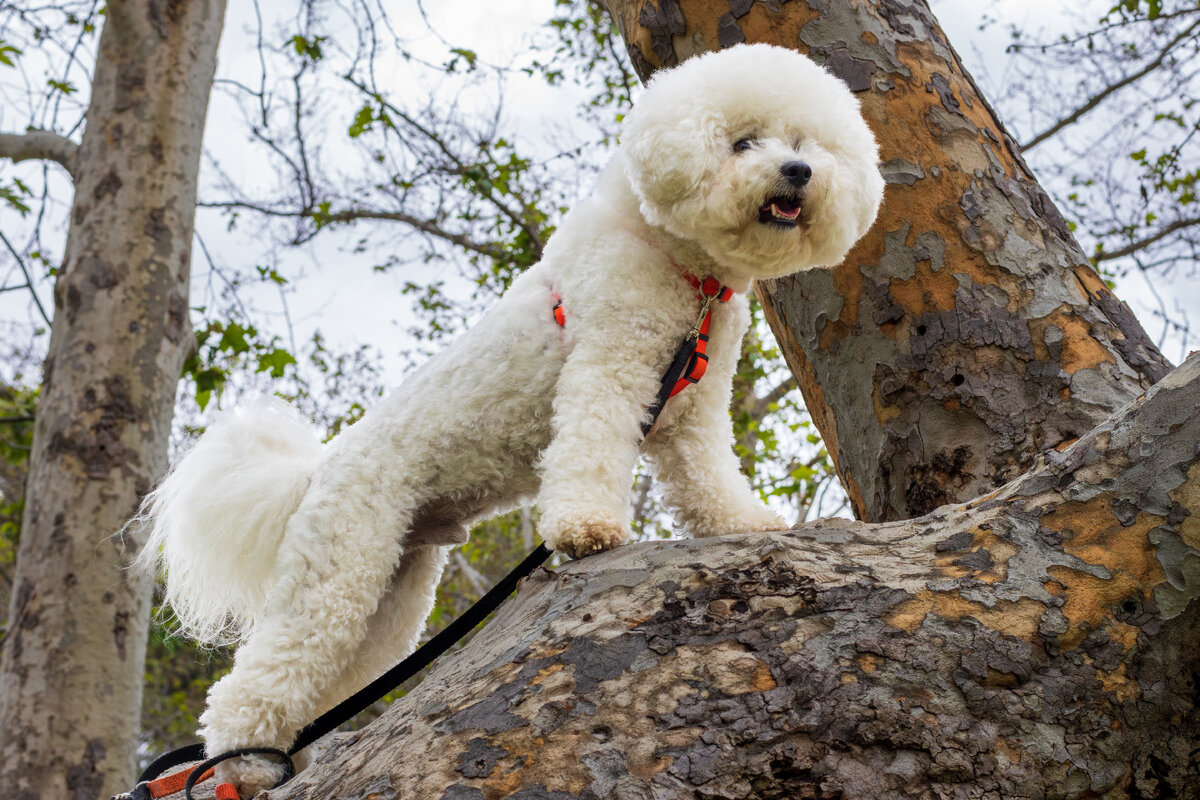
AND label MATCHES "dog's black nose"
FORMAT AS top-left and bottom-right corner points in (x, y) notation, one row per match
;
(781, 161), (812, 187)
